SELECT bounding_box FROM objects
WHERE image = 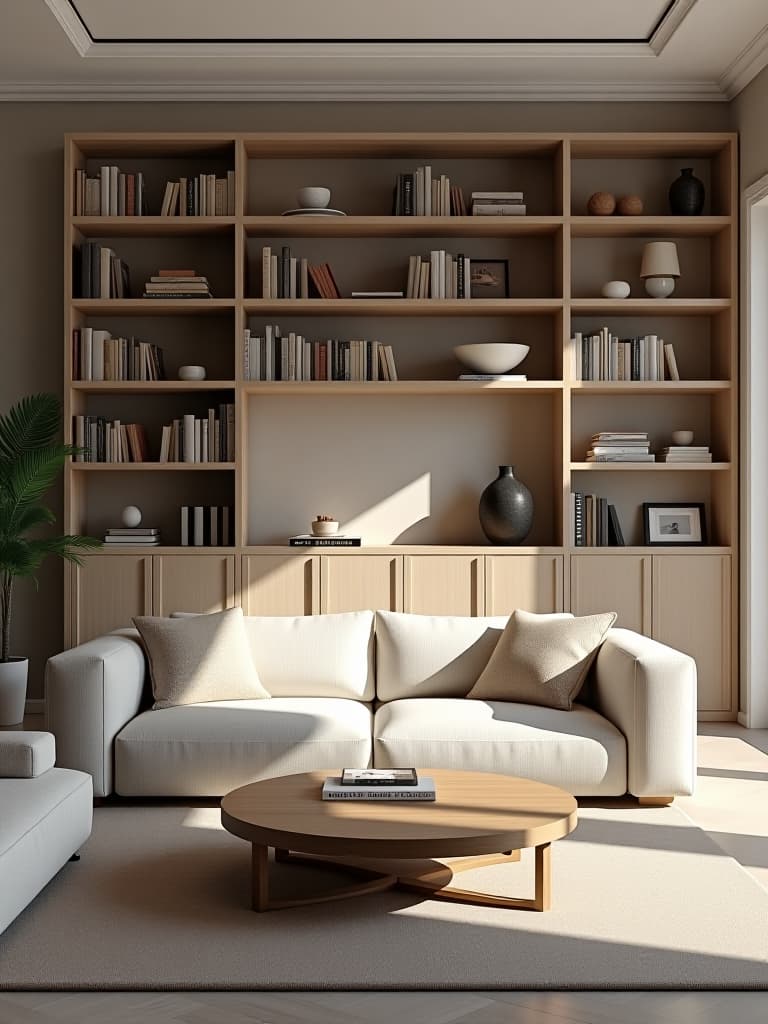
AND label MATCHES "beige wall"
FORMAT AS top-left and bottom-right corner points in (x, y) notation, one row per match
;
(0, 100), (730, 697)
(731, 64), (768, 189)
